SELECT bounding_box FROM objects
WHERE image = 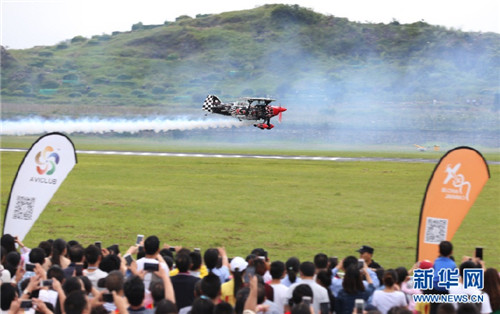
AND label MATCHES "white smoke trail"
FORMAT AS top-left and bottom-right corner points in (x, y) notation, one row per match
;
(0, 116), (248, 136)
